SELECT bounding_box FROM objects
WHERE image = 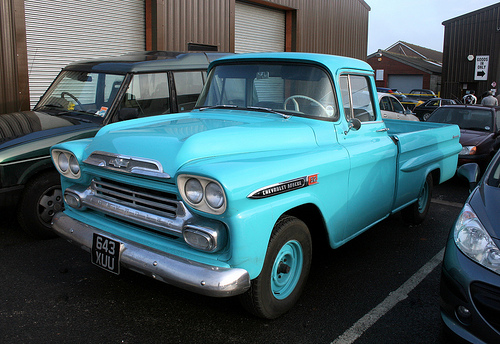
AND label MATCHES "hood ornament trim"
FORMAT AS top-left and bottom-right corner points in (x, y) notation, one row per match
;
(84, 151), (171, 179)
